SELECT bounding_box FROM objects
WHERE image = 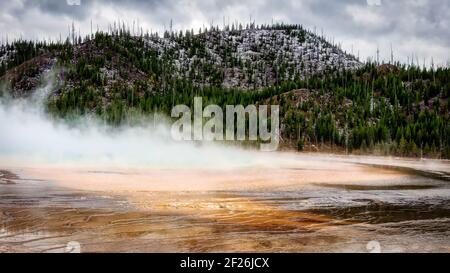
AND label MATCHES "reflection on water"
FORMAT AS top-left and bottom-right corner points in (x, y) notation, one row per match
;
(0, 155), (449, 253)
